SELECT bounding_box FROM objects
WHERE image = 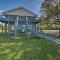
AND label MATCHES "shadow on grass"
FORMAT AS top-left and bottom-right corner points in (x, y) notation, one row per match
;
(0, 33), (60, 60)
